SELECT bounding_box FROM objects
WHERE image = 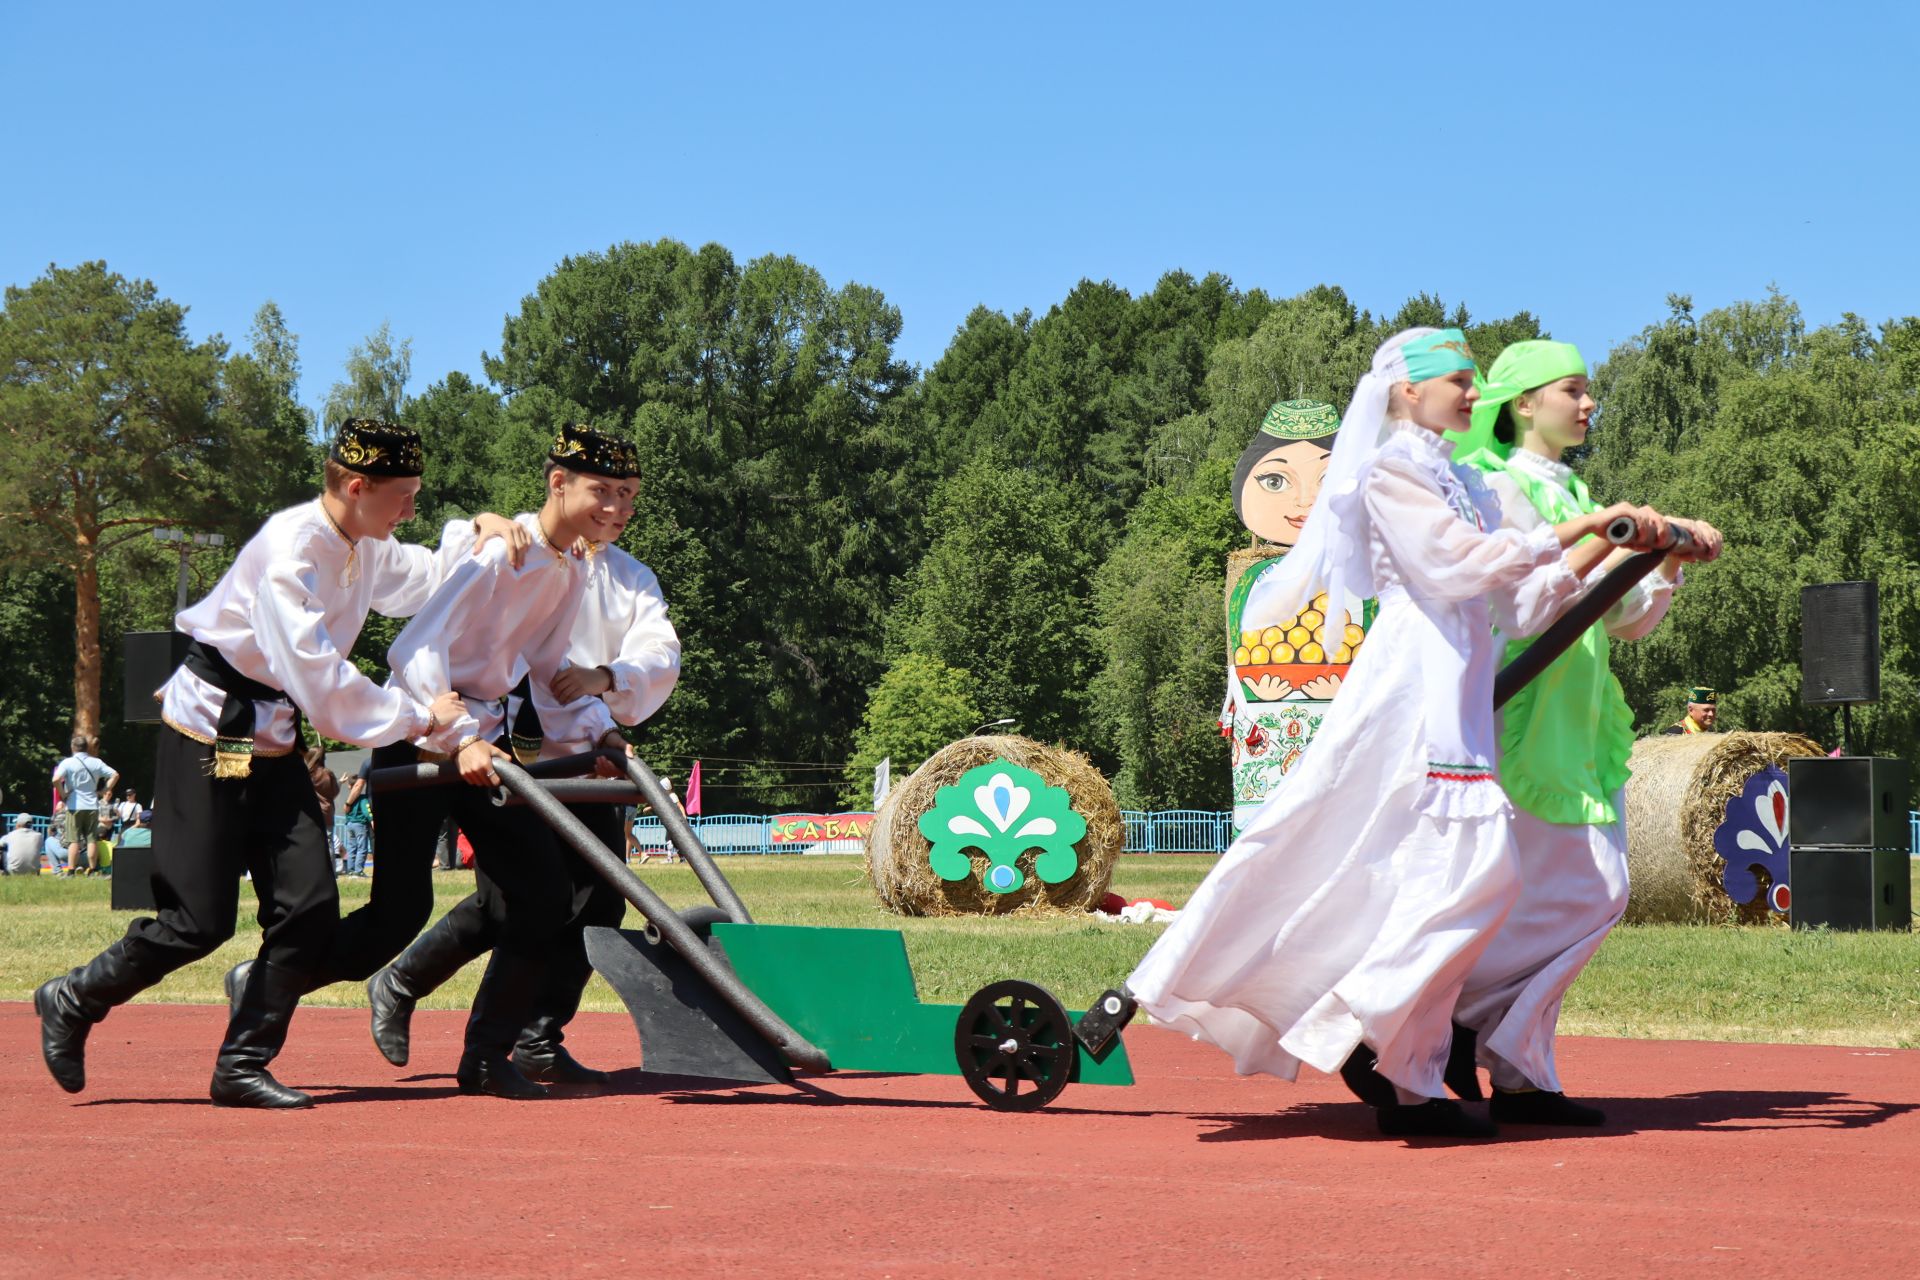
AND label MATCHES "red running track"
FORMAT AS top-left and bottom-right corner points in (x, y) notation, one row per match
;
(2, 1003), (1917, 1278)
